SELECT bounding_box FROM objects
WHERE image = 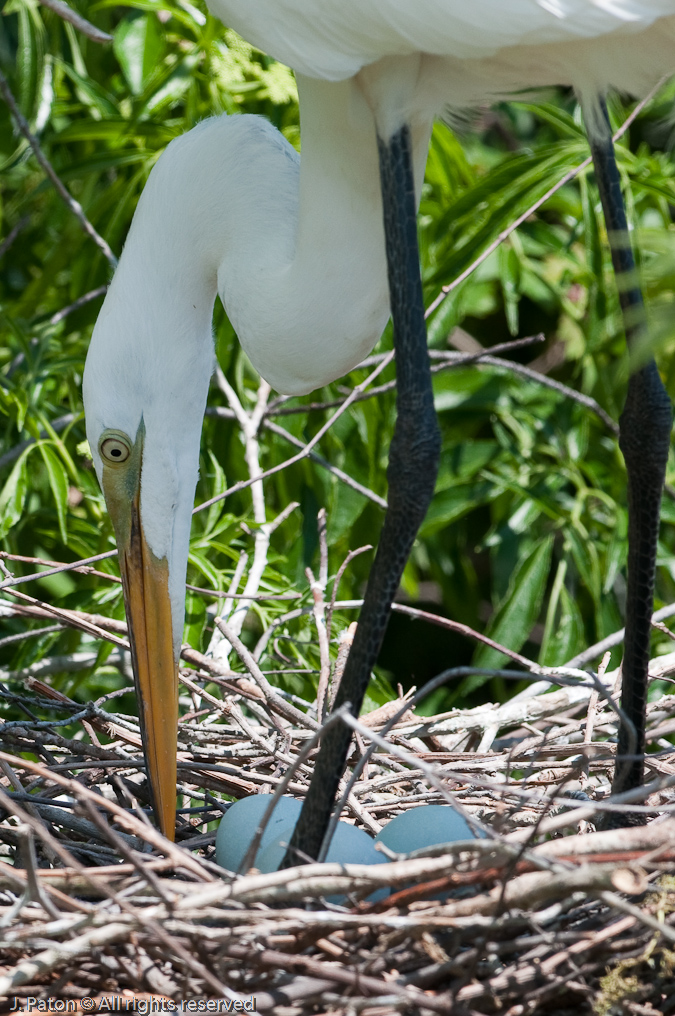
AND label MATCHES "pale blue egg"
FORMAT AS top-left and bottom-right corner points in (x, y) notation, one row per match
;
(256, 814), (384, 873)
(256, 815), (388, 902)
(215, 794), (387, 903)
(215, 795), (301, 872)
(374, 804), (478, 855)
